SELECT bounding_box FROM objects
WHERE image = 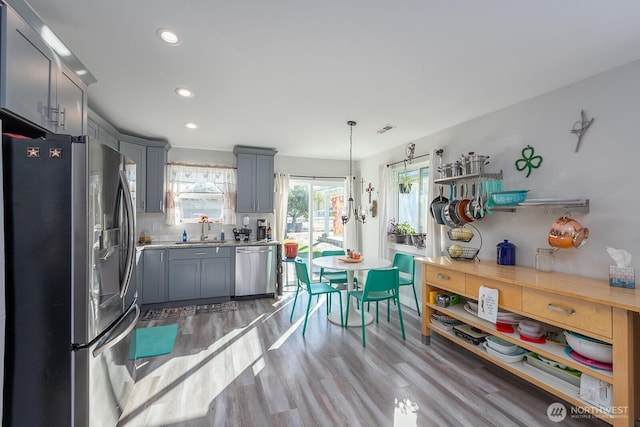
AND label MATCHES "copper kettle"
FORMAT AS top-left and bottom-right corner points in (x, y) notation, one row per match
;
(548, 215), (589, 249)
